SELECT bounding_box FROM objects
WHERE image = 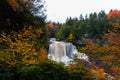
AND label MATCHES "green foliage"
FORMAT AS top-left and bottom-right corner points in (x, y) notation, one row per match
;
(56, 25), (71, 39)
(0, 27), (46, 80)
(56, 24), (77, 44)
(0, 72), (12, 80)
(12, 60), (70, 80)
(38, 60), (70, 80)
(68, 63), (95, 80)
(56, 10), (111, 44)
(0, 0), (46, 33)
(18, 65), (42, 80)
(17, 60), (96, 80)
(83, 39), (120, 79)
(0, 1), (117, 80)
